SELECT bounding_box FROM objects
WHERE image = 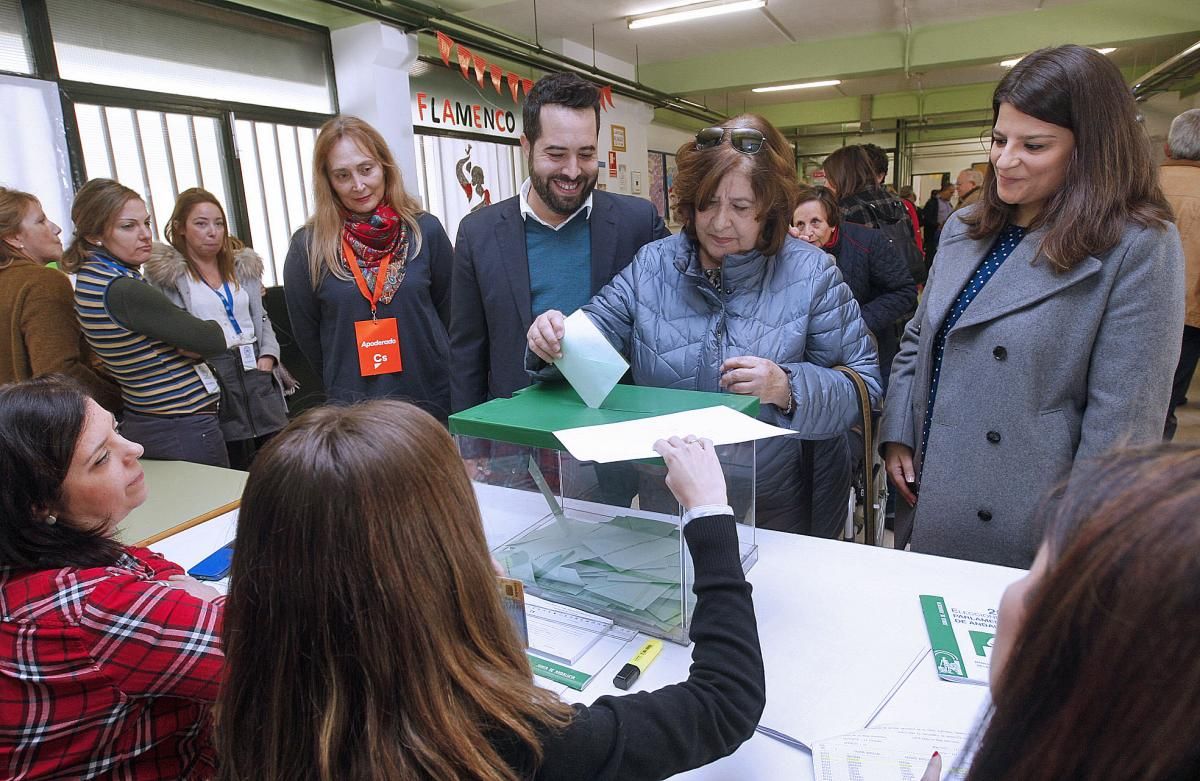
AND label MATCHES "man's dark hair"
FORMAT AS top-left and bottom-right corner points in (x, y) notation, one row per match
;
(522, 72), (601, 146)
(862, 143), (889, 178)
